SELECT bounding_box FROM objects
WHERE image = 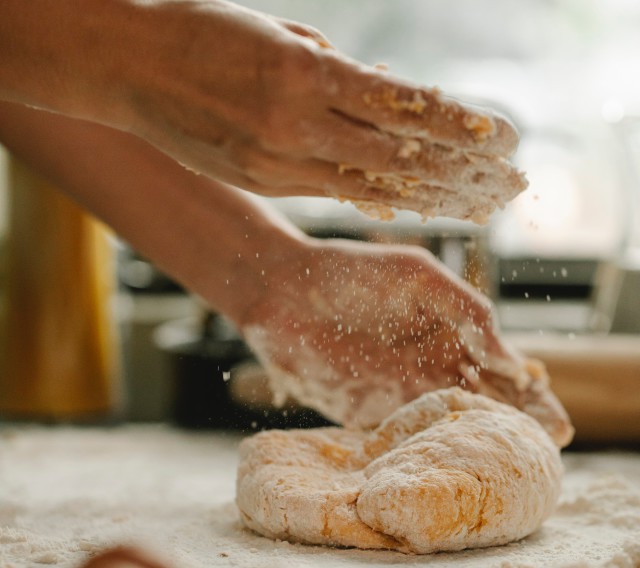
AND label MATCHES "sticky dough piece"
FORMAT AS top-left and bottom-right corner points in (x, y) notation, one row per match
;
(236, 387), (563, 553)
